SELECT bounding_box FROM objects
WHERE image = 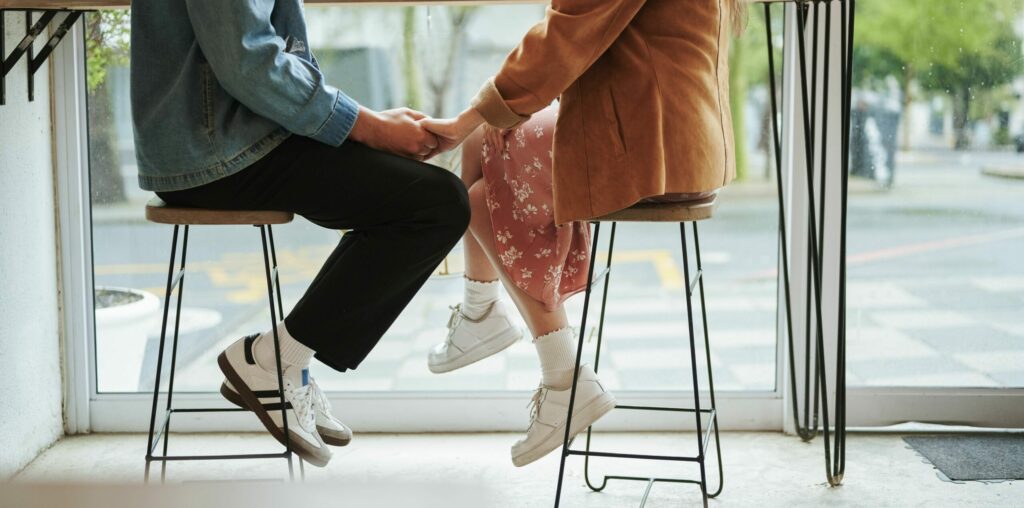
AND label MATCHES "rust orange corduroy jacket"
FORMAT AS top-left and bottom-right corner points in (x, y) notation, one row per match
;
(471, 0), (736, 225)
